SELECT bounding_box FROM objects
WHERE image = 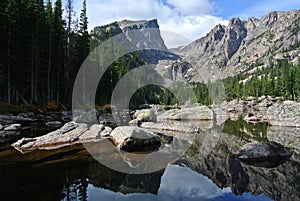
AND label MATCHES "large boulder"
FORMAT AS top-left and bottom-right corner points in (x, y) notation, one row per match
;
(109, 126), (161, 152)
(129, 109), (157, 125)
(234, 141), (291, 167)
(157, 106), (214, 120)
(12, 121), (111, 154)
(267, 103), (300, 127)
